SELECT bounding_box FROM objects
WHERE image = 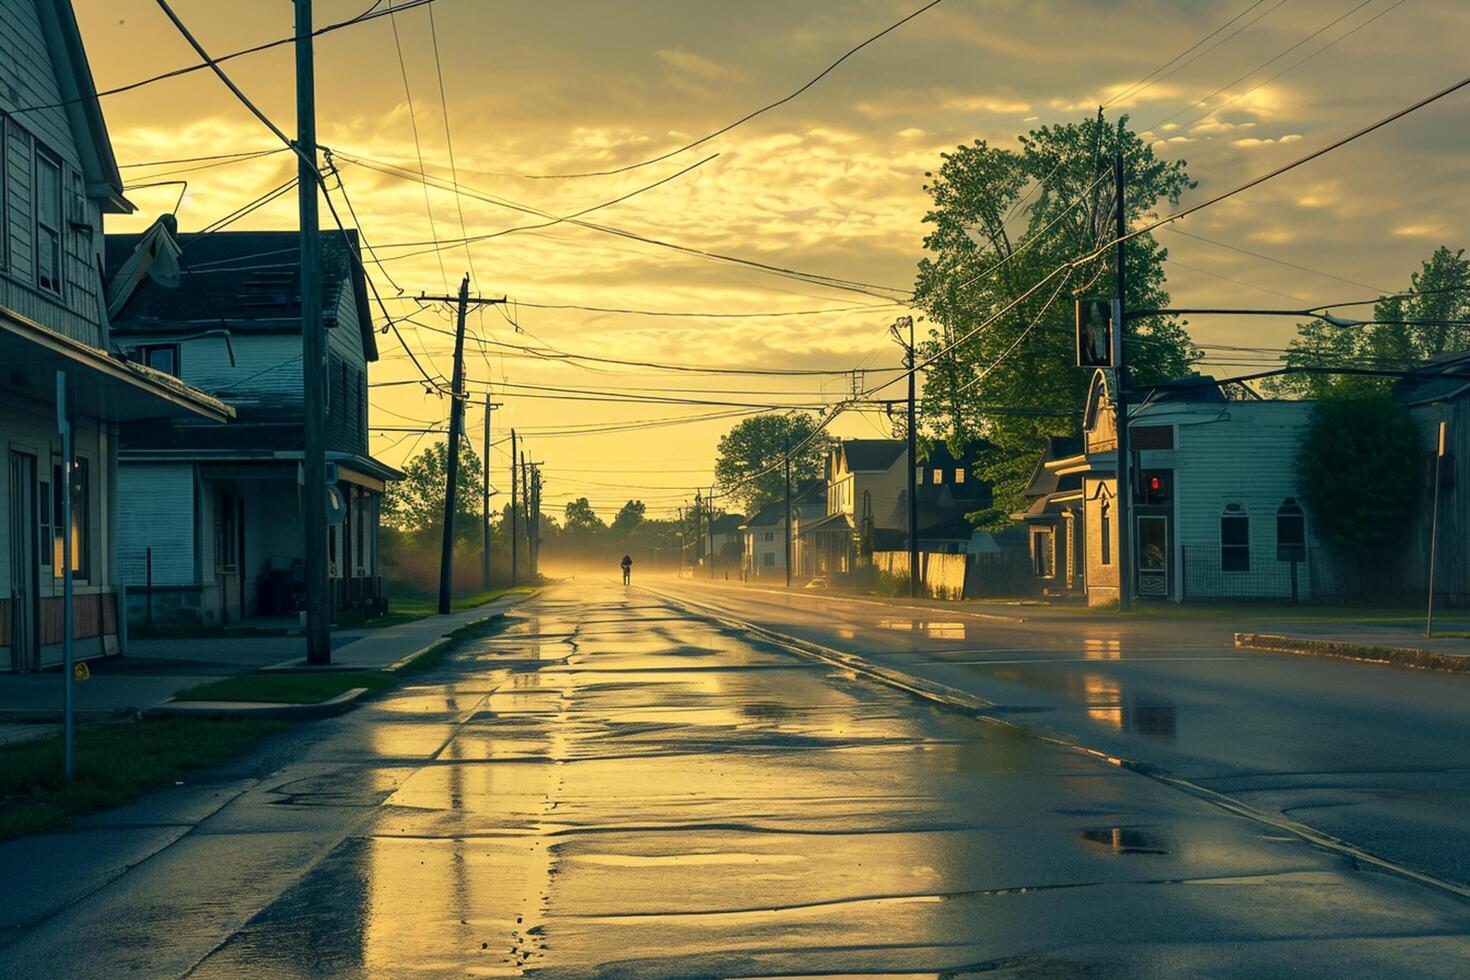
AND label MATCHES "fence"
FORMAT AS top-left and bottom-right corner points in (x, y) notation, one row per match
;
(1181, 545), (1416, 603)
(871, 549), (1035, 601)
